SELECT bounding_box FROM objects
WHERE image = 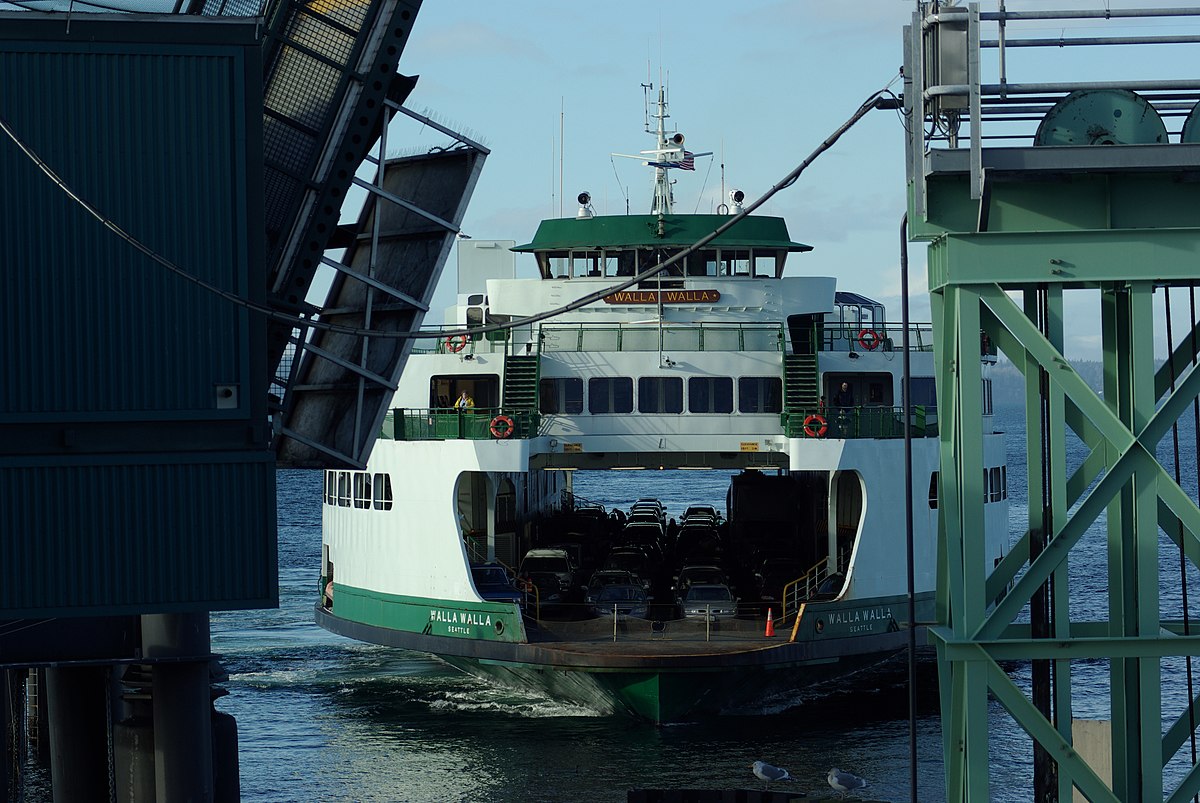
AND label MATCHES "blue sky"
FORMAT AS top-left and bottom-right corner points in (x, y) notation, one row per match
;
(390, 2), (918, 321)
(379, 1), (1200, 361)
